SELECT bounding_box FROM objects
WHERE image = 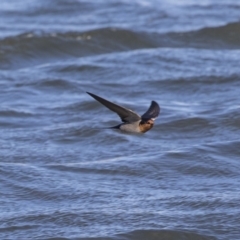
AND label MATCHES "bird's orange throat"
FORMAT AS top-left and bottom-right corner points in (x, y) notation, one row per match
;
(139, 120), (154, 133)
